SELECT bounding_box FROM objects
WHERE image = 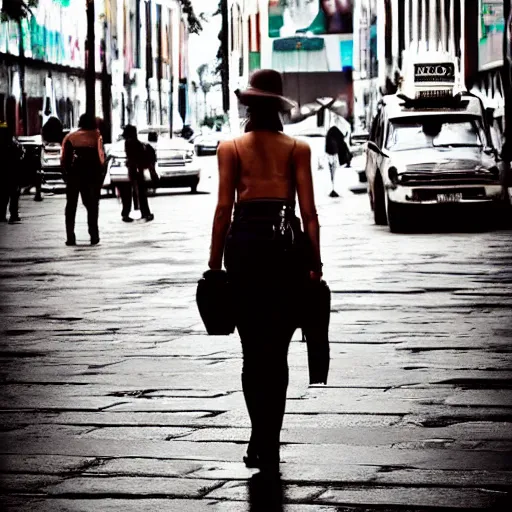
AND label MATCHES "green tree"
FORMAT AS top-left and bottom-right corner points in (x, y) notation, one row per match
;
(178, 0), (203, 34)
(214, 0), (229, 113)
(1, 0), (38, 135)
